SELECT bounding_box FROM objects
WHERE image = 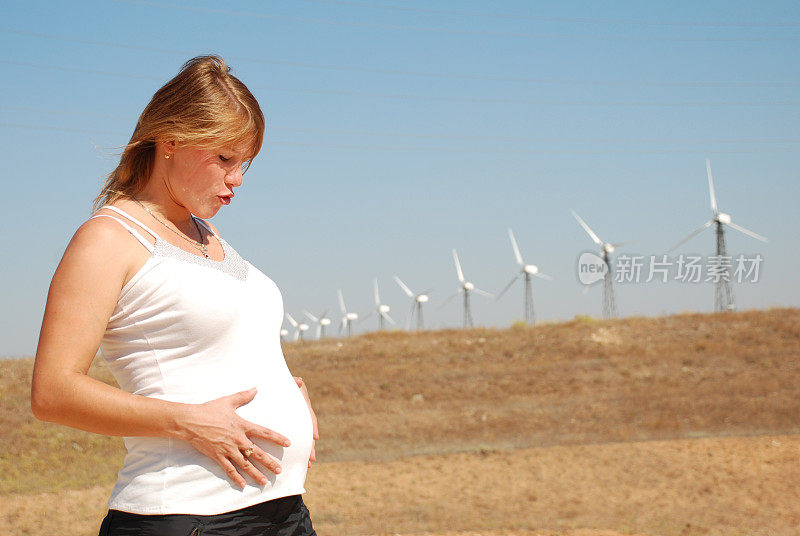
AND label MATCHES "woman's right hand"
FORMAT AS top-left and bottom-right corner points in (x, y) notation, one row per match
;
(176, 387), (291, 488)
